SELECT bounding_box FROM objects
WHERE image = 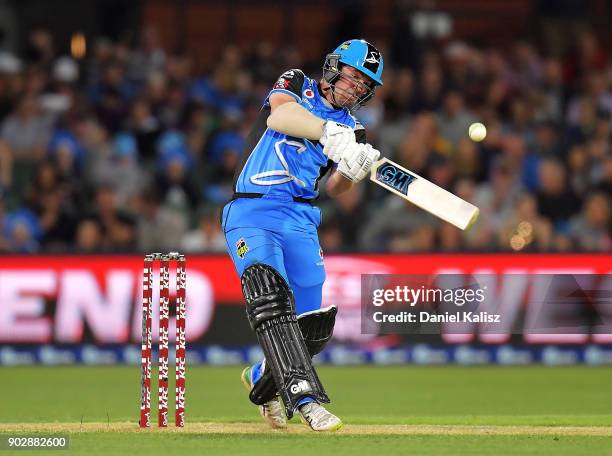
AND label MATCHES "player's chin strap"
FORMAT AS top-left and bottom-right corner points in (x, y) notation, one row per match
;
(242, 264), (330, 418)
(248, 305), (337, 407)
